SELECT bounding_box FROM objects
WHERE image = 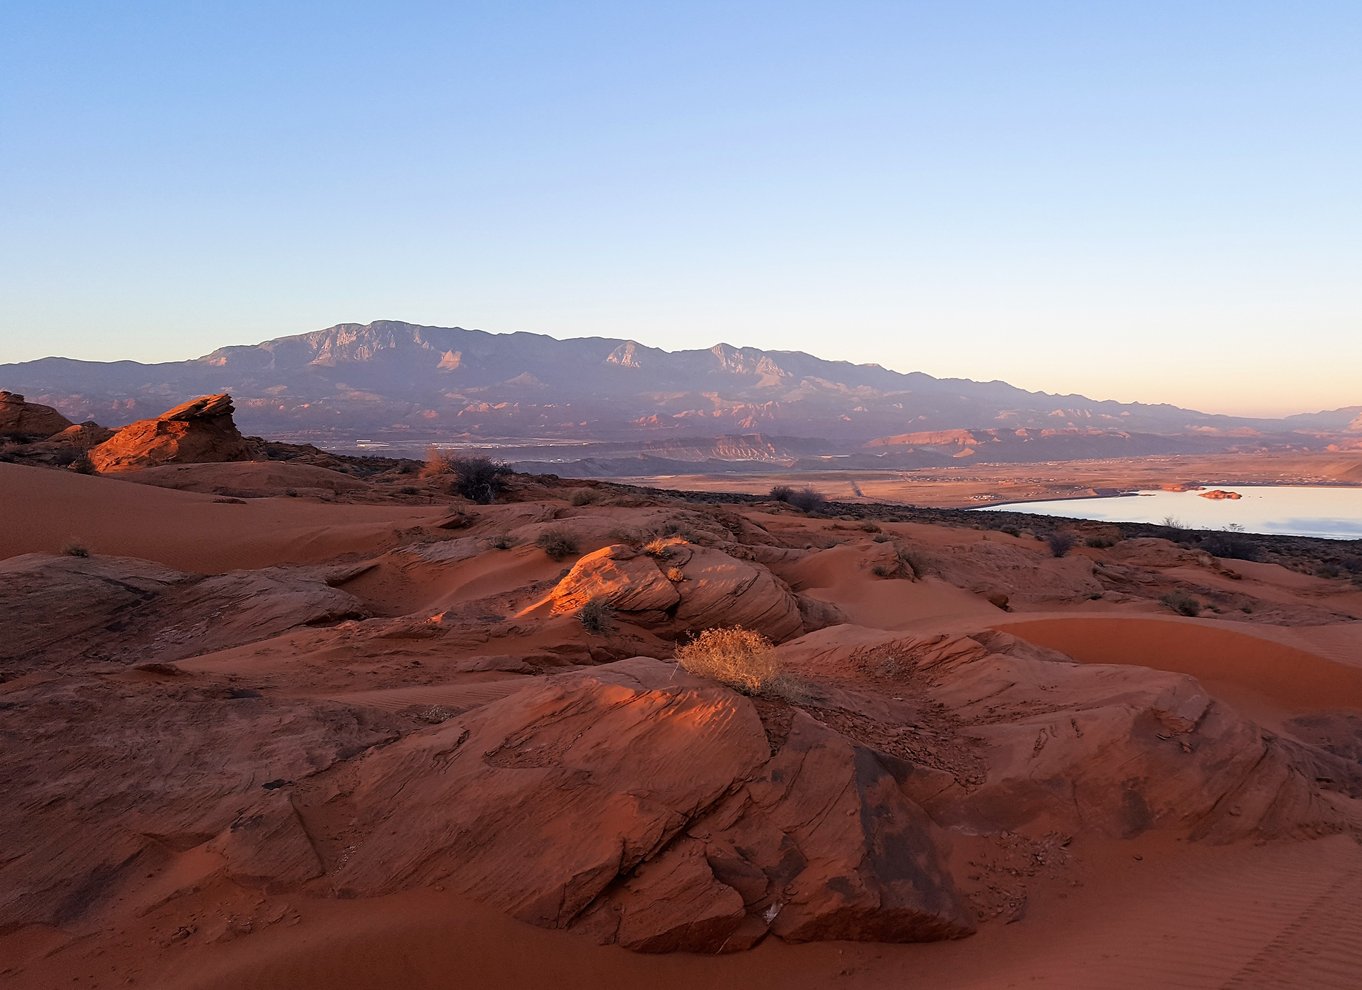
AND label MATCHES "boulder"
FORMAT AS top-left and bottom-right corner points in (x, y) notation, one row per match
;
(49, 421), (116, 448)
(89, 393), (254, 473)
(549, 540), (805, 641)
(0, 390), (73, 439)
